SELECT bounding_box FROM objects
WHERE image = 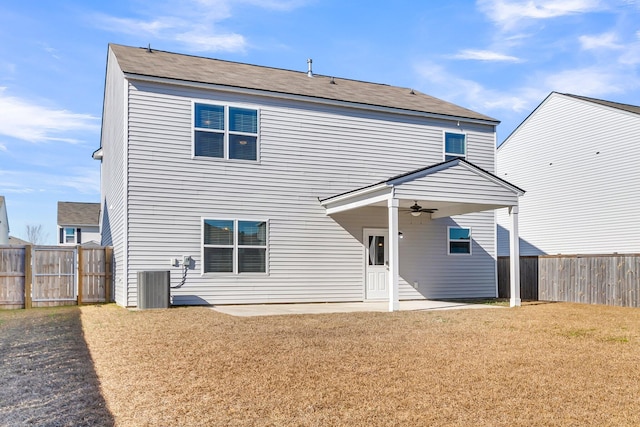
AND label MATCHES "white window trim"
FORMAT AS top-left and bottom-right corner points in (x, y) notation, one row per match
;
(443, 130), (467, 161)
(447, 226), (472, 256)
(201, 217), (269, 275)
(191, 100), (260, 162)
